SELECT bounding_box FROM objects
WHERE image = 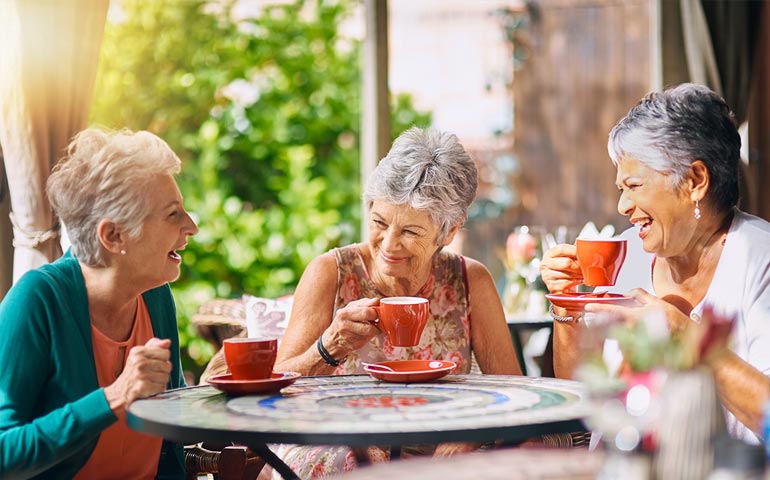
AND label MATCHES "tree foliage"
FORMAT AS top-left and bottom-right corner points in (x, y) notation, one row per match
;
(90, 0), (430, 374)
